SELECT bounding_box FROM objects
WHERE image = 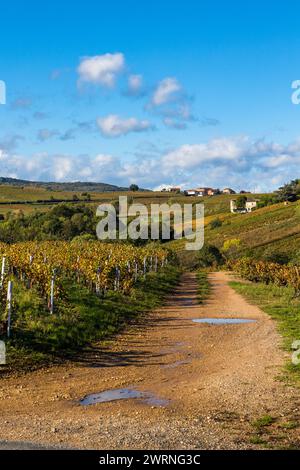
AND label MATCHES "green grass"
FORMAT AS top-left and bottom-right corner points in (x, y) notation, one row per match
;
(252, 415), (276, 430)
(249, 435), (268, 445)
(0, 266), (180, 372)
(279, 421), (298, 429)
(197, 271), (211, 303)
(230, 280), (300, 382)
(0, 187), (177, 216)
(249, 415), (300, 449)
